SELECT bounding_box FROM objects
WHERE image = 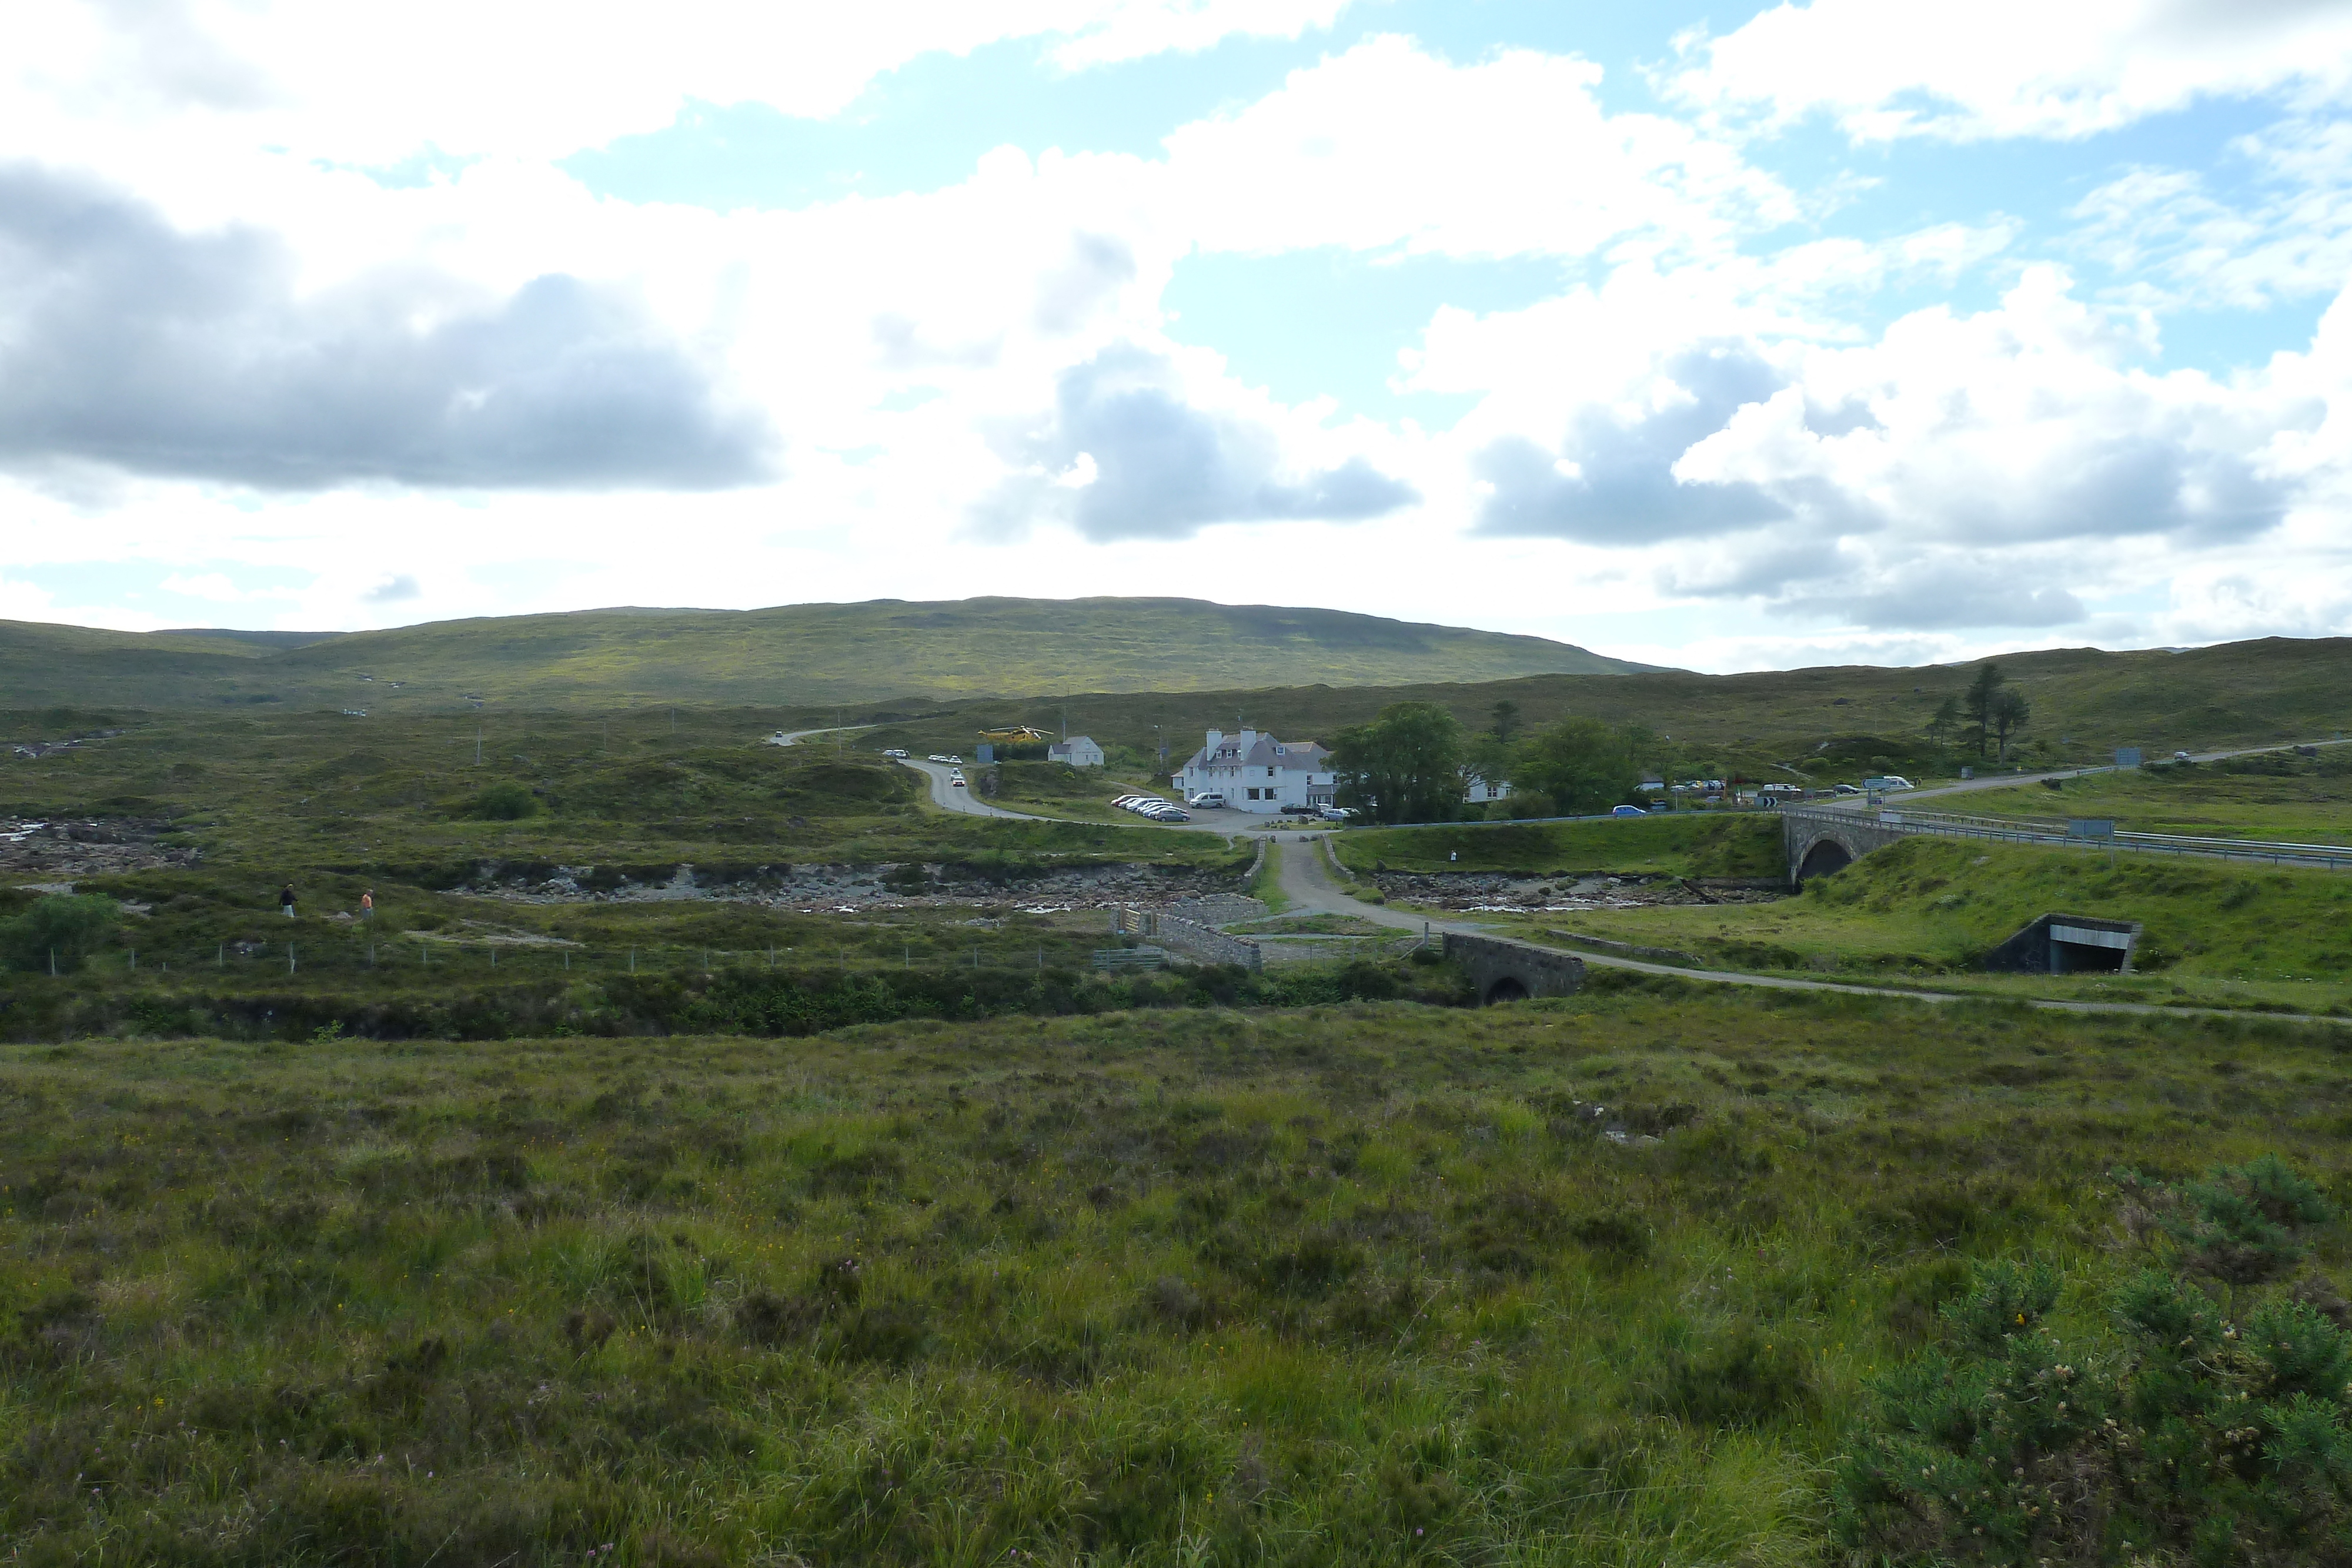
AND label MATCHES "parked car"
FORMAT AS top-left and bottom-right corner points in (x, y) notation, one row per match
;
(2173, 750), (2193, 761)
(946, 755), (964, 765)
(1611, 804), (1648, 817)
(1318, 805), (1354, 821)
(927, 754), (953, 763)
(1832, 783), (1864, 795)
(883, 748), (908, 759)
(1187, 793), (1226, 809)
(1862, 774), (1913, 791)
(1279, 803), (1319, 816)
